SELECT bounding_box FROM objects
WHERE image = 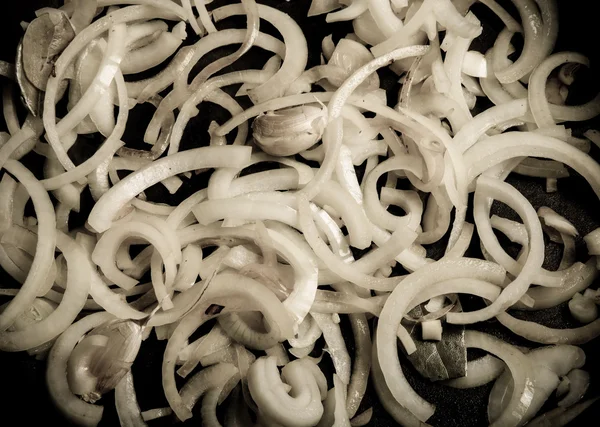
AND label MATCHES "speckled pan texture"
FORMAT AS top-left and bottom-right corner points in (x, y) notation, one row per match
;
(0, 0), (599, 426)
